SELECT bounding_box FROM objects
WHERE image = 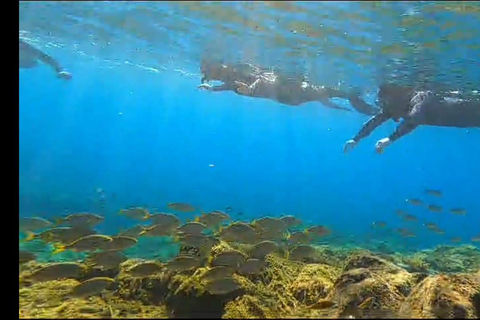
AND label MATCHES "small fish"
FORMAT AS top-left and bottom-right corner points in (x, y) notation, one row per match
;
(372, 221), (387, 228)
(86, 251), (127, 270)
(100, 236), (138, 251)
(450, 237), (462, 243)
(165, 255), (202, 271)
(433, 228), (445, 235)
(195, 211), (230, 228)
(177, 222), (207, 236)
(24, 226), (96, 244)
(257, 227), (288, 242)
(424, 222), (439, 230)
(127, 262), (163, 277)
(217, 222), (259, 244)
(19, 250), (36, 264)
(450, 208), (467, 215)
(395, 210), (408, 216)
(176, 234), (219, 250)
(403, 214), (418, 222)
(210, 250), (246, 269)
(286, 231), (311, 246)
(238, 258), (266, 276)
(248, 240), (279, 259)
(201, 266), (235, 282)
(19, 217), (52, 232)
(471, 235), (480, 242)
(118, 225), (145, 238)
(225, 206), (233, 212)
(53, 235), (113, 254)
(69, 277), (115, 298)
(252, 217), (288, 232)
(167, 202), (195, 212)
(406, 198), (423, 206)
(424, 189), (442, 197)
(427, 205), (443, 213)
(139, 224), (176, 237)
(205, 277), (241, 295)
(396, 228), (416, 238)
(288, 245), (317, 261)
(56, 213), (104, 228)
(28, 262), (84, 282)
(149, 212), (181, 228)
(305, 225), (331, 238)
(279, 215), (302, 228)
(119, 207), (151, 220)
